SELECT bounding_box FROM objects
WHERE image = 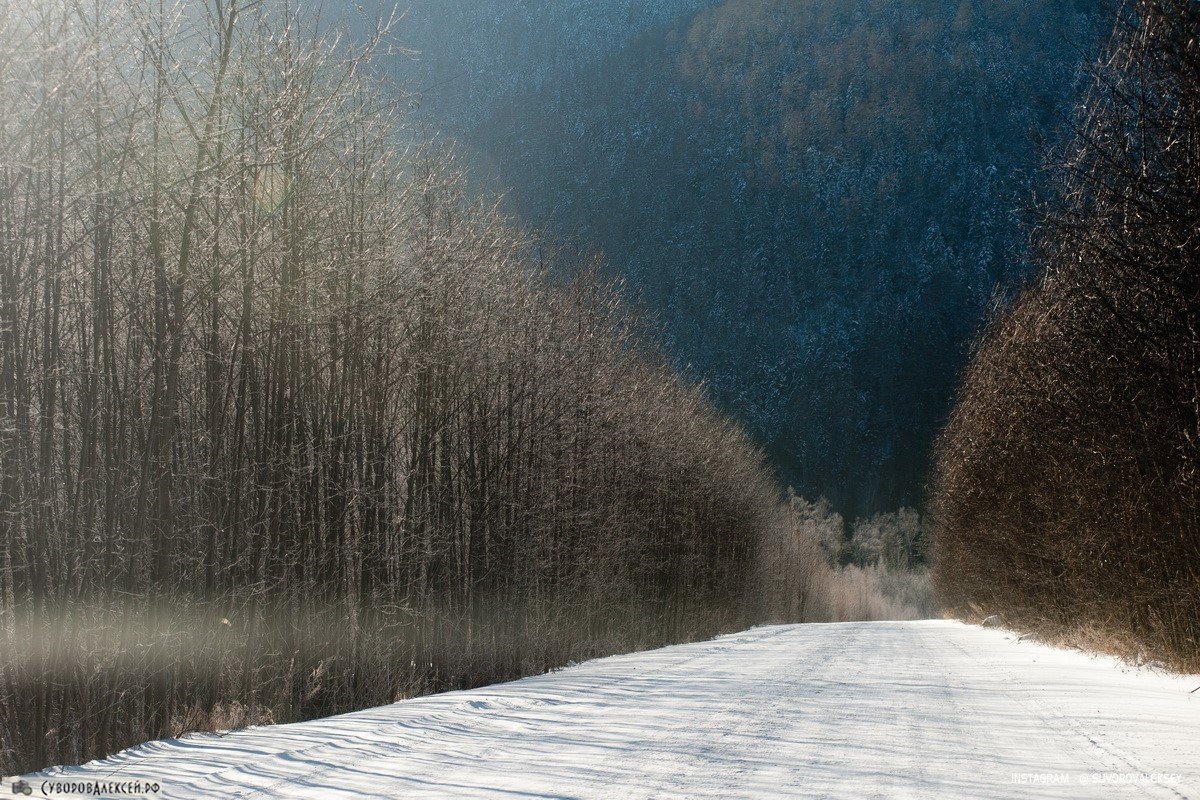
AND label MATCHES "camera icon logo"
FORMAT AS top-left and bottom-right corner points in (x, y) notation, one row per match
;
(10, 779), (31, 796)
